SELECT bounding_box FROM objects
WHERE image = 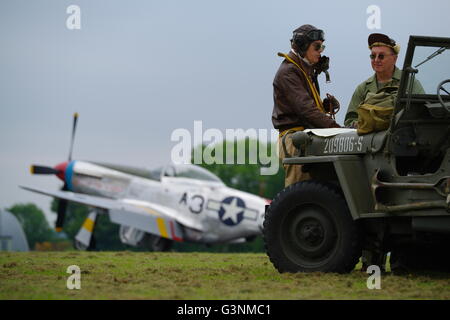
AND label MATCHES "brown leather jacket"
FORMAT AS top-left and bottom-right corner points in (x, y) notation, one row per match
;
(272, 51), (340, 131)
